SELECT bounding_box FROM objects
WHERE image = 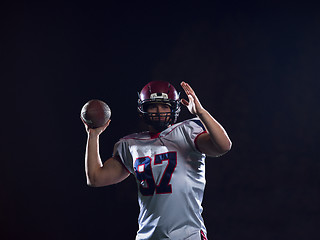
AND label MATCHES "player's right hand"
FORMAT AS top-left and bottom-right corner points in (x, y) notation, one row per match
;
(82, 119), (111, 137)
